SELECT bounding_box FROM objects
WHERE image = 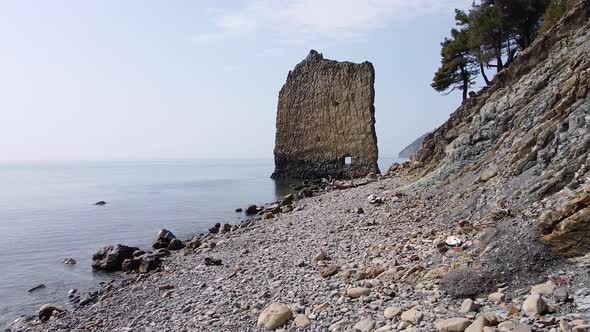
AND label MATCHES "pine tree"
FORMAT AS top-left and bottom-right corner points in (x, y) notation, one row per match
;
(541, 0), (571, 32)
(431, 28), (479, 101)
